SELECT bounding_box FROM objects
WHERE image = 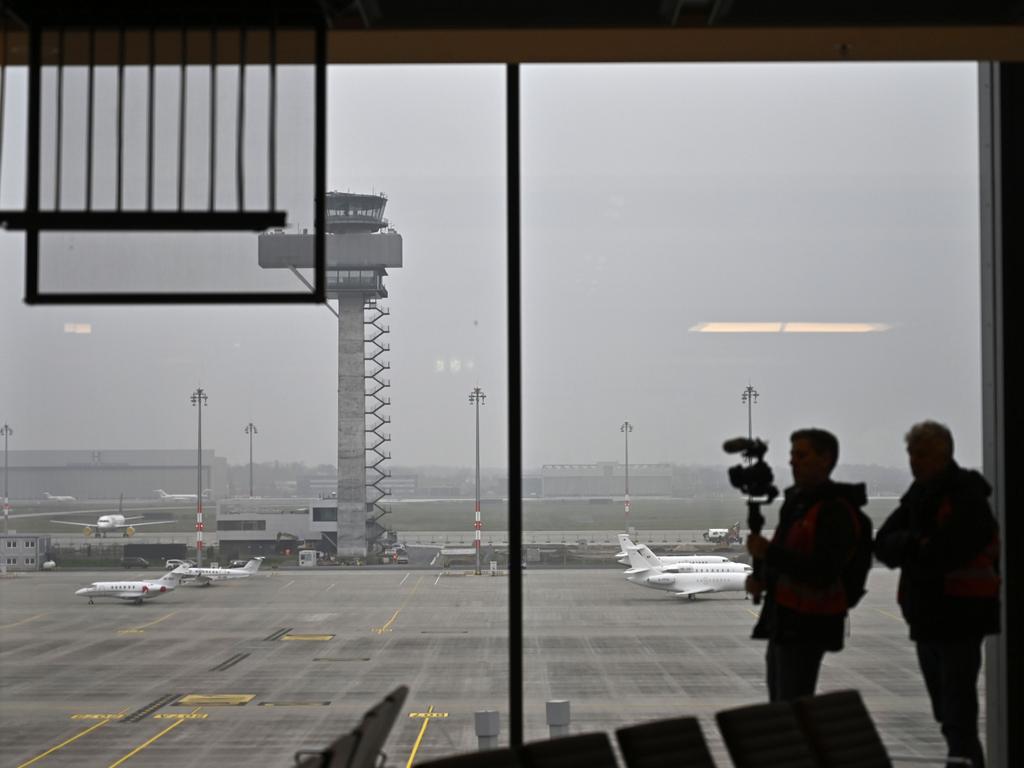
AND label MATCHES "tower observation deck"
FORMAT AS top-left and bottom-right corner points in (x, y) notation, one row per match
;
(258, 192), (403, 561)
